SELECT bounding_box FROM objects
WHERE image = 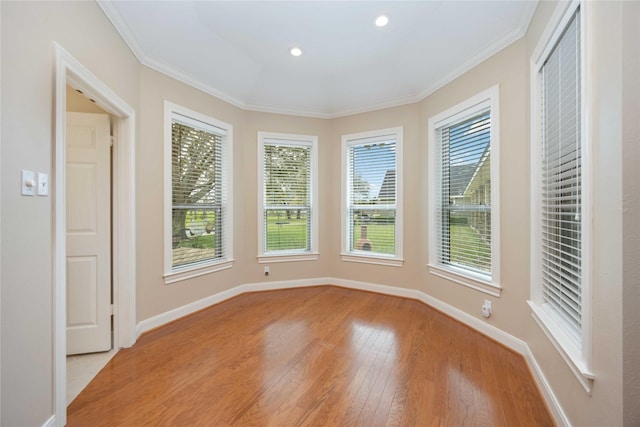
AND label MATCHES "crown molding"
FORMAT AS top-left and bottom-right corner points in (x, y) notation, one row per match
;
(97, 0), (146, 64)
(98, 0), (538, 119)
(415, 2), (537, 103)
